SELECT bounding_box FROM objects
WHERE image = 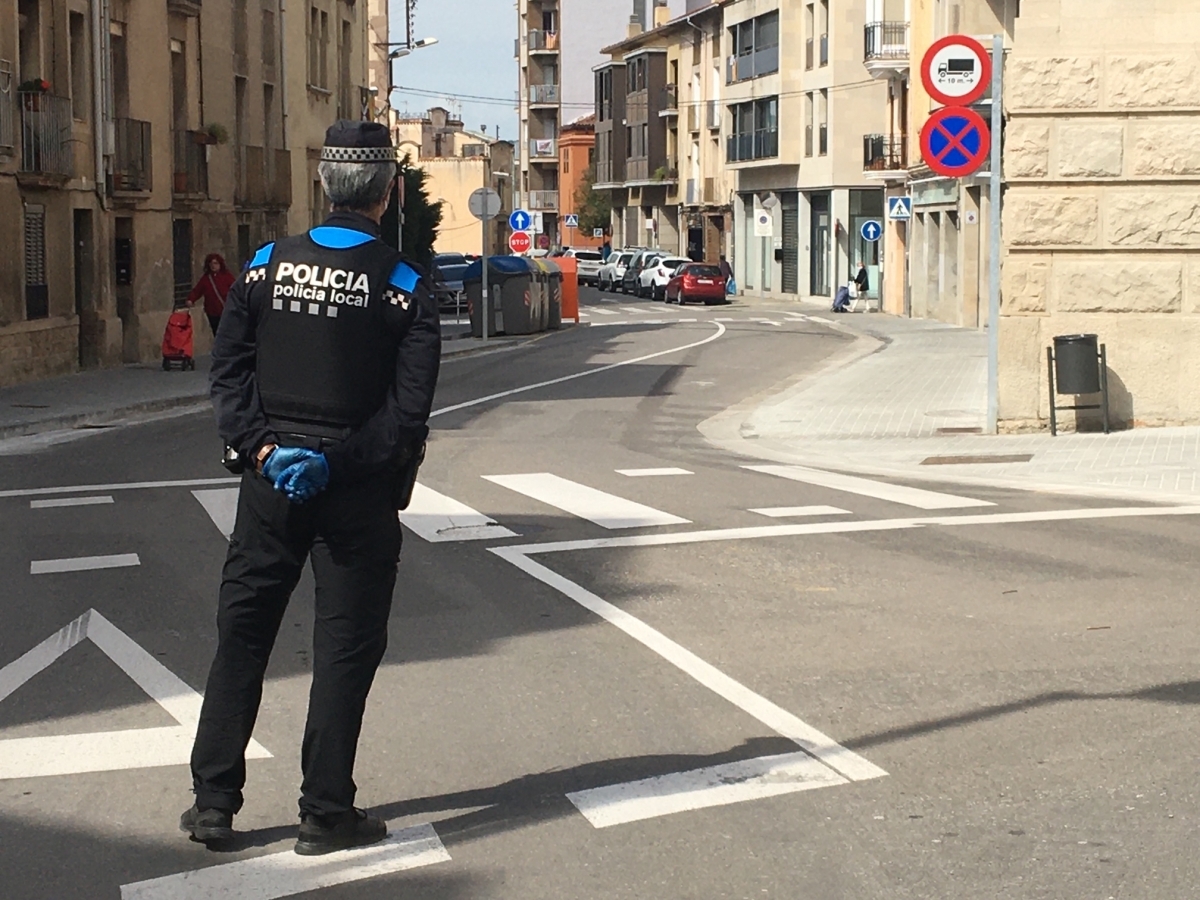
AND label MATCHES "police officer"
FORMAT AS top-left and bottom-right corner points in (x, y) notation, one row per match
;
(180, 120), (440, 855)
